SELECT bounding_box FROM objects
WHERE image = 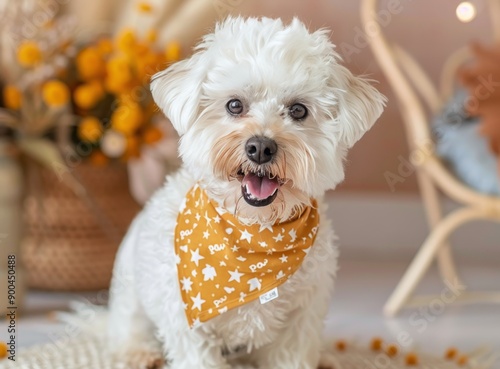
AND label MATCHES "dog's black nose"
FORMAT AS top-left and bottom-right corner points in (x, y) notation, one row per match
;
(245, 136), (277, 164)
